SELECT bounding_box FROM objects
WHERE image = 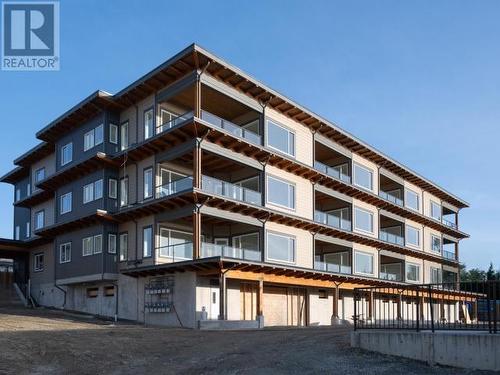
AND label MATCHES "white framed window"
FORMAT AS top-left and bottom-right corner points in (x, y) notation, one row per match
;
(109, 124), (118, 144)
(354, 207), (373, 234)
(120, 177), (129, 207)
(266, 231), (295, 263)
(61, 142), (73, 166)
(83, 183), (94, 204)
(26, 221), (30, 238)
(406, 263), (420, 282)
(108, 179), (117, 199)
(34, 253), (44, 272)
(266, 120), (295, 157)
(405, 189), (420, 211)
(60, 192), (72, 214)
(353, 163), (373, 191)
(121, 122), (129, 151)
(14, 226), (20, 240)
(143, 227), (153, 257)
(158, 228), (194, 258)
(406, 225), (420, 248)
(94, 124), (104, 145)
(60, 242), (71, 263)
(82, 236), (94, 256)
(266, 175), (295, 210)
(27, 182), (31, 196)
(431, 201), (441, 221)
(94, 179), (103, 200)
(15, 188), (20, 202)
(84, 129), (95, 151)
(144, 109), (154, 140)
(35, 167), (45, 183)
(430, 267), (442, 284)
(354, 250), (374, 275)
(431, 235), (441, 252)
(35, 210), (45, 230)
(119, 233), (128, 261)
(108, 234), (117, 254)
(94, 234), (102, 254)
(232, 232), (260, 260)
(144, 168), (153, 199)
